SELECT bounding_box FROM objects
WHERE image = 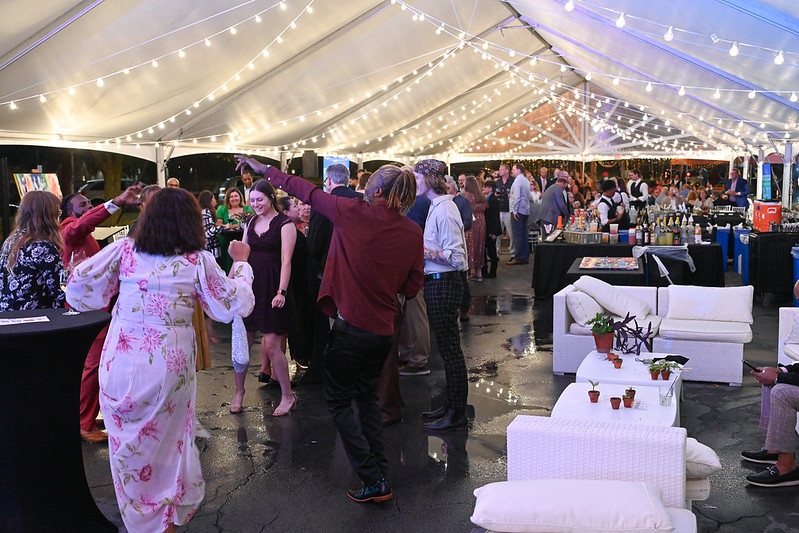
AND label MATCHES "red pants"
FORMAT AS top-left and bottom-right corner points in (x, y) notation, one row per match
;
(79, 324), (108, 431)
